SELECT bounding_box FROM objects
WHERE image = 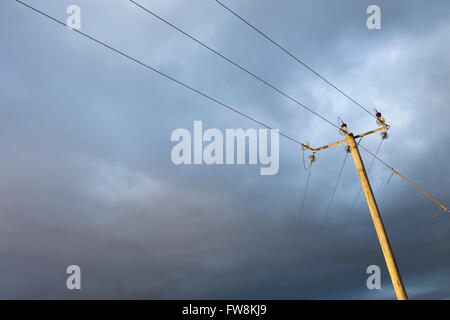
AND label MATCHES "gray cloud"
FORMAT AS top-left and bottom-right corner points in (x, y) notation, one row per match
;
(1, 0), (449, 299)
